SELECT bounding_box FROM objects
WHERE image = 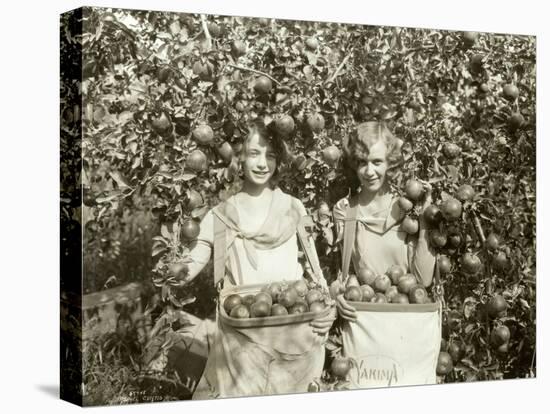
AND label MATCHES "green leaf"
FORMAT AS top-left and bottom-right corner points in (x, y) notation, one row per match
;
(178, 173), (197, 181)
(128, 141), (138, 154)
(96, 189), (123, 203)
(191, 205), (209, 219)
(109, 171), (131, 188)
(160, 224), (171, 239)
(463, 297), (477, 319)
(152, 245), (166, 257)
(131, 156), (141, 170)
